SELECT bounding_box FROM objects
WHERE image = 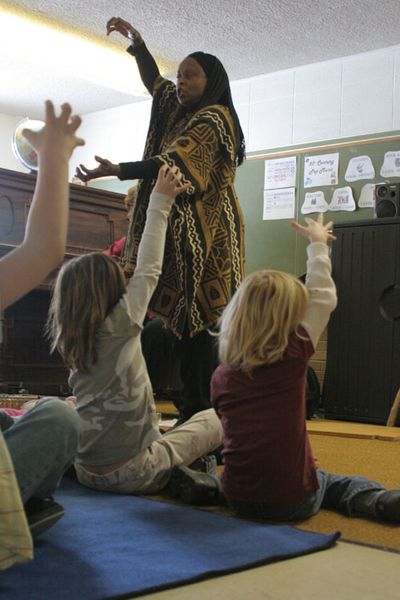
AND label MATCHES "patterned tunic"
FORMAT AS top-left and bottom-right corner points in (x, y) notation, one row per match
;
(120, 77), (245, 338)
